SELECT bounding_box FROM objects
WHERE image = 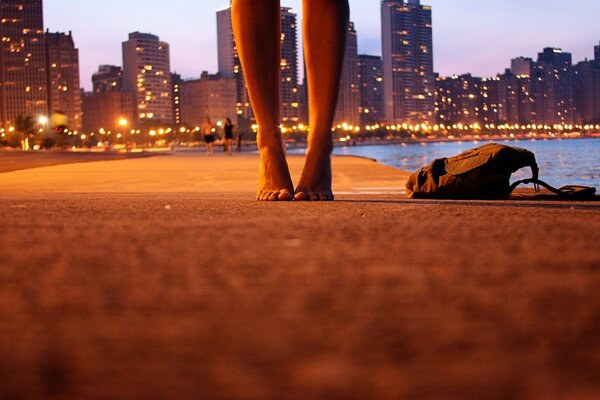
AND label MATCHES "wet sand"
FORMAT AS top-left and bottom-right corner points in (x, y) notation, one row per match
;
(0, 152), (599, 399)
